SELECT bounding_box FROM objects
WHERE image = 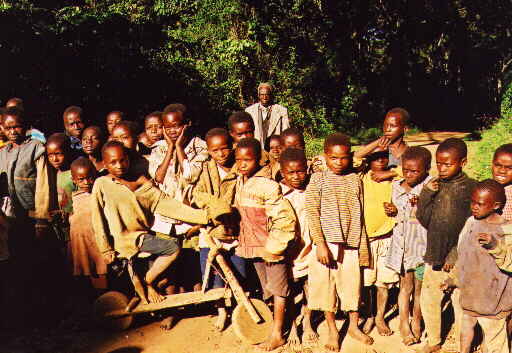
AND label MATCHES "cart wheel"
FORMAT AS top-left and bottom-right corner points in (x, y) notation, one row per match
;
(232, 298), (273, 344)
(94, 291), (133, 331)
